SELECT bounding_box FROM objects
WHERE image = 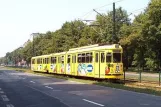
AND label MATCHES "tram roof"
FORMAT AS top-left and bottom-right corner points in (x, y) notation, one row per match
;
(67, 44), (122, 53)
(31, 54), (52, 59)
(31, 44), (122, 58)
